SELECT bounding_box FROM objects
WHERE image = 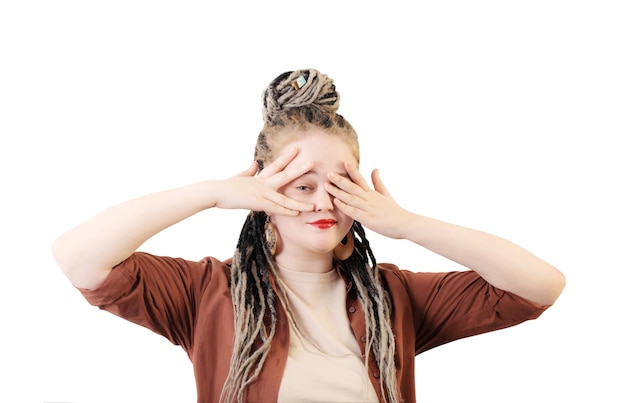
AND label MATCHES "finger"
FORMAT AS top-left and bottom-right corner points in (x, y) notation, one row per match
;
(344, 162), (370, 190)
(233, 161), (259, 178)
(327, 171), (365, 199)
(266, 205), (304, 216)
(332, 197), (360, 220)
(269, 193), (314, 214)
(269, 159), (314, 189)
(325, 180), (363, 209)
(258, 146), (298, 177)
(371, 169), (392, 198)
